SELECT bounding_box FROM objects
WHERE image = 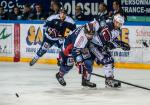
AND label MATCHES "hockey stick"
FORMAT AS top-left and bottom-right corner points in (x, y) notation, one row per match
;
(91, 72), (150, 91)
